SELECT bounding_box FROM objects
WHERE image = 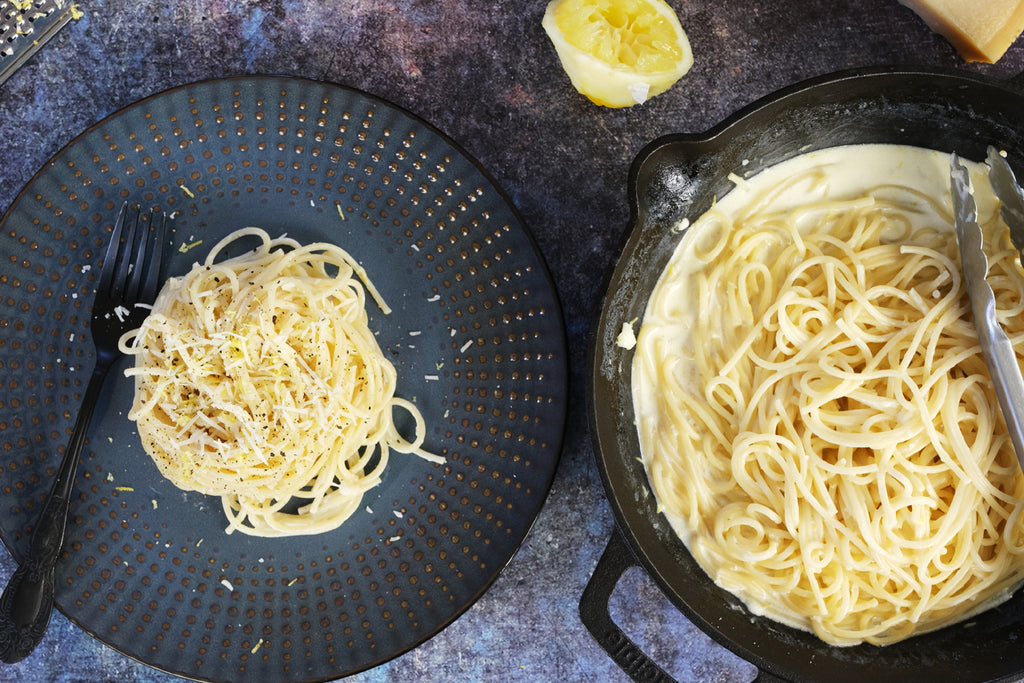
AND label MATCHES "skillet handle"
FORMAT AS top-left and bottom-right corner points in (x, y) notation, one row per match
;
(580, 528), (676, 682)
(580, 528), (786, 683)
